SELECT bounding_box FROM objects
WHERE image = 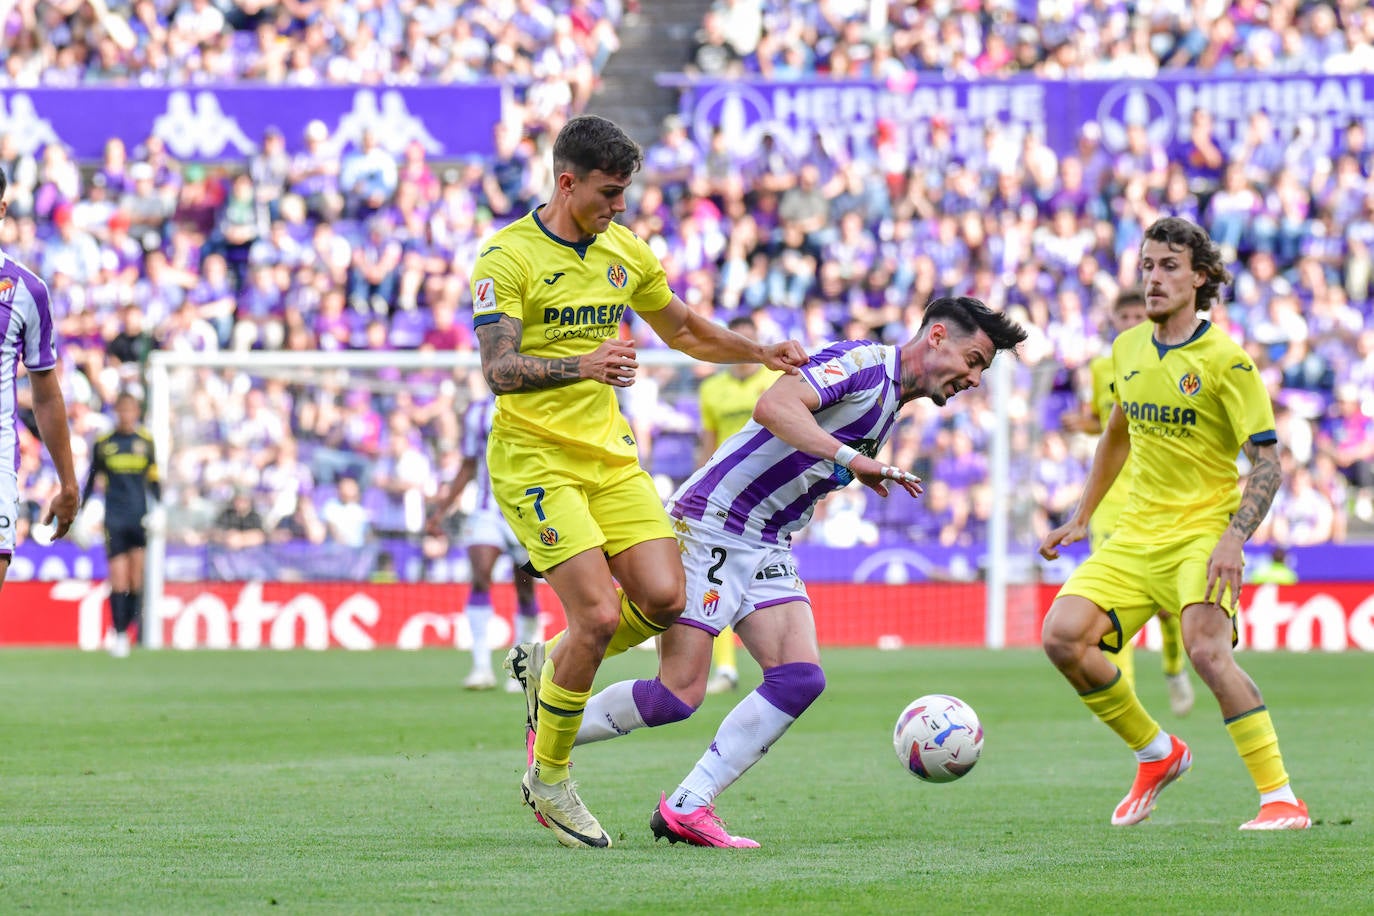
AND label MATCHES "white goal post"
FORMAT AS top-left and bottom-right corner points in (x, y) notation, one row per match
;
(143, 348), (1022, 649)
